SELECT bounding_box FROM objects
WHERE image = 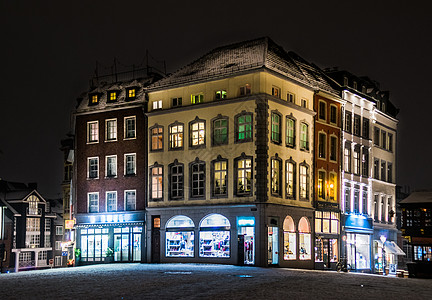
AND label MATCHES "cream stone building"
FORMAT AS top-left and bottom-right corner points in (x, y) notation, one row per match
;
(145, 38), (338, 267)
